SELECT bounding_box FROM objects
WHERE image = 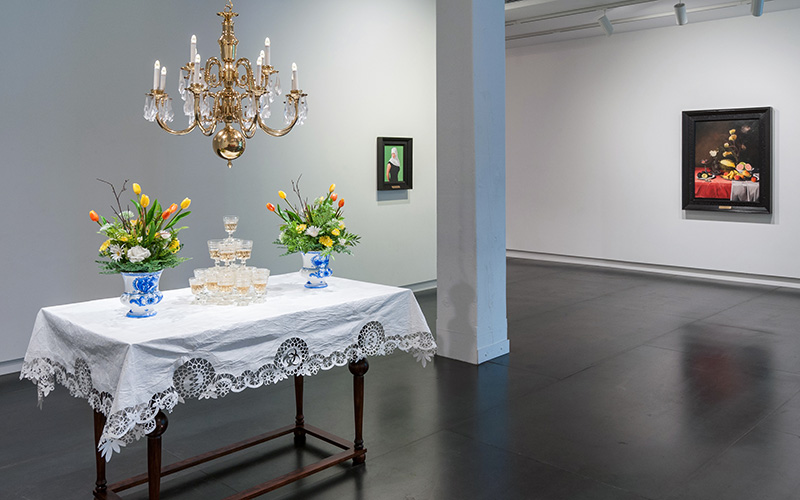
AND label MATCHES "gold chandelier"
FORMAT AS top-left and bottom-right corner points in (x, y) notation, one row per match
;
(143, 0), (308, 168)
